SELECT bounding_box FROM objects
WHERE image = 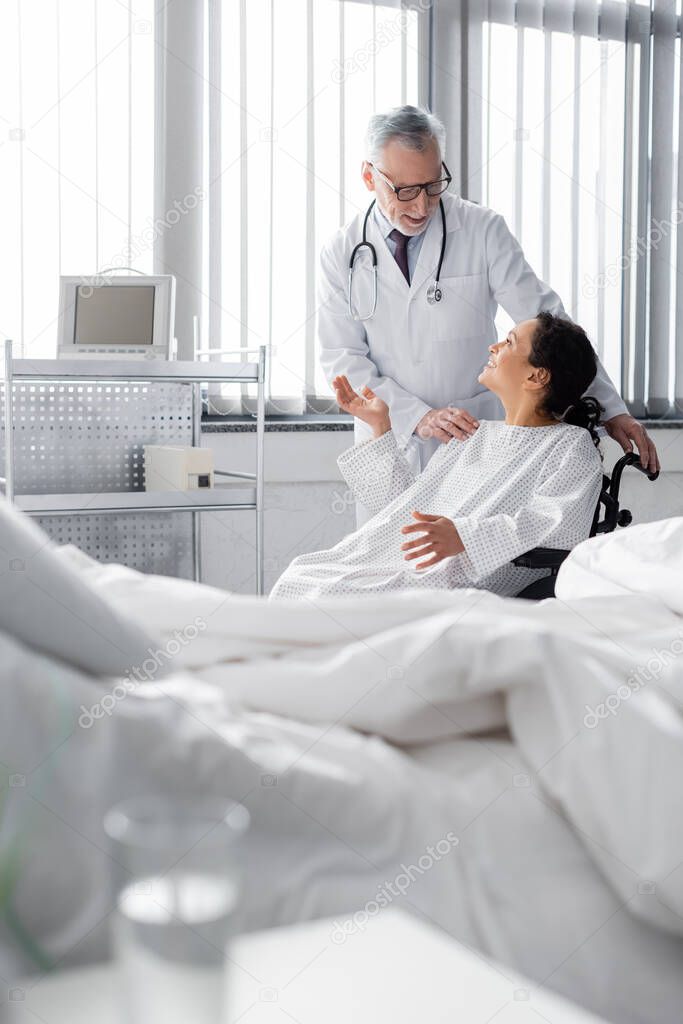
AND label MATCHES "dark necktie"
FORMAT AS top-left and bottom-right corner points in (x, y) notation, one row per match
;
(389, 228), (410, 285)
